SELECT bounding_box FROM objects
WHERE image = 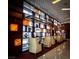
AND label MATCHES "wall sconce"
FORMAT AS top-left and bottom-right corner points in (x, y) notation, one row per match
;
(10, 24), (18, 31)
(14, 38), (21, 46)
